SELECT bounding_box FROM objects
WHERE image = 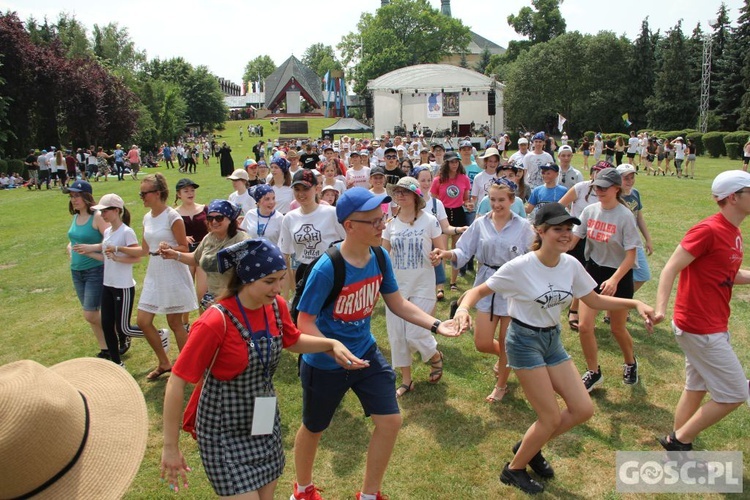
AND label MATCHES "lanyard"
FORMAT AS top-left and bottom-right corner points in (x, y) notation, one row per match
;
(235, 296), (272, 384)
(256, 210), (274, 236)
